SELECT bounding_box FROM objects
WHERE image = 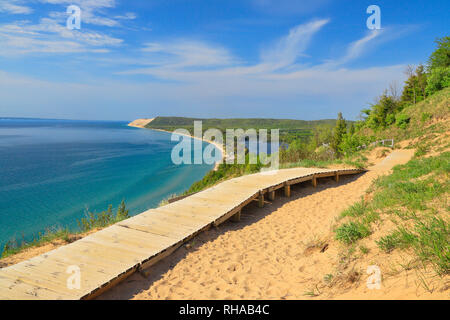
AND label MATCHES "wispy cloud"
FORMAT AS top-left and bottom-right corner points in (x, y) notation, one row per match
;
(141, 41), (238, 68)
(1, 1), (136, 27)
(0, 0), (130, 55)
(0, 18), (122, 55)
(260, 19), (329, 70)
(119, 19), (331, 79)
(38, 0), (123, 27)
(320, 29), (382, 68)
(119, 18), (385, 82)
(109, 19), (407, 118)
(114, 12), (137, 20)
(0, 14), (412, 120)
(0, 0), (33, 14)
